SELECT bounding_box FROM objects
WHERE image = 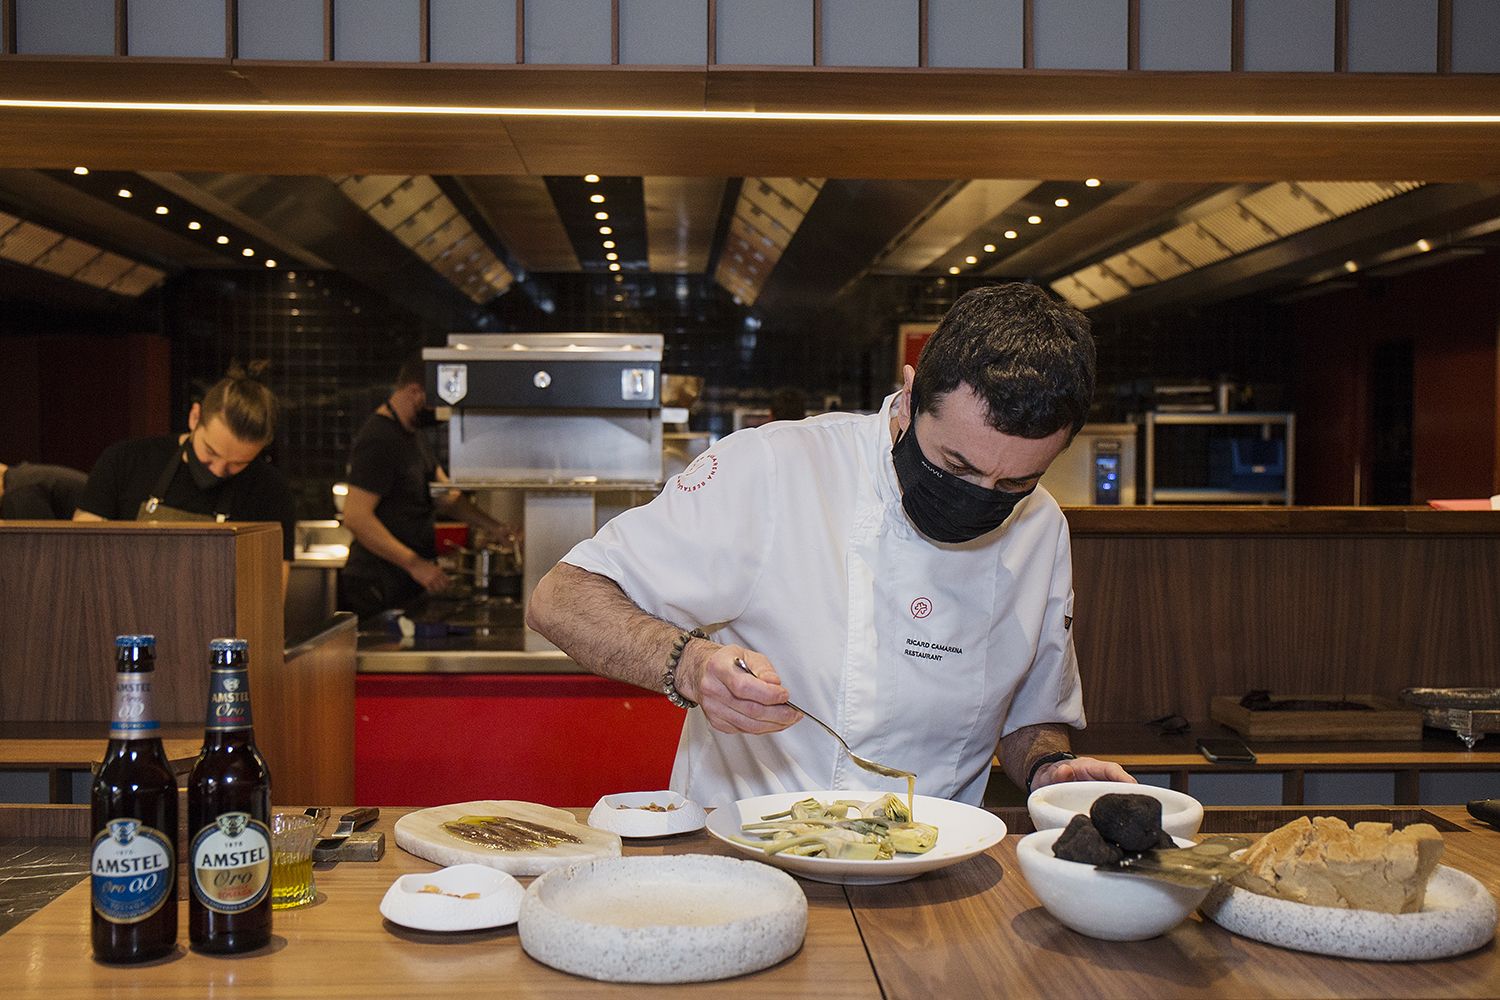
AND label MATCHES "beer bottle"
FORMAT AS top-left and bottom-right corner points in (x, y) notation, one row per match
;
(188, 638), (272, 953)
(91, 634), (179, 963)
